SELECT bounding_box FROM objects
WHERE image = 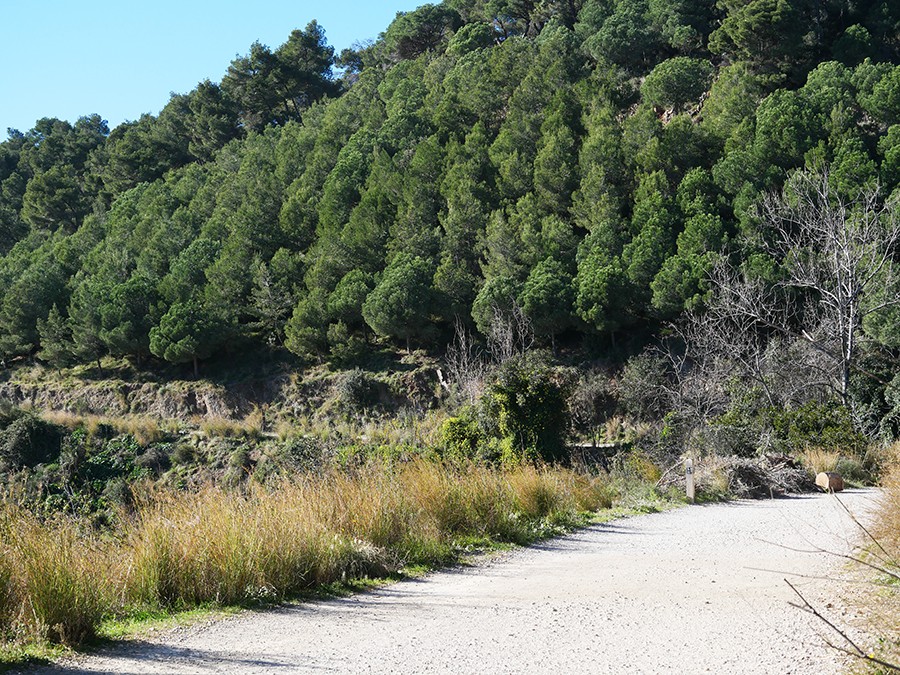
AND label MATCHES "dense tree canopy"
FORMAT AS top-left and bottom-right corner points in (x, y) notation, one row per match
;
(0, 0), (897, 374)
